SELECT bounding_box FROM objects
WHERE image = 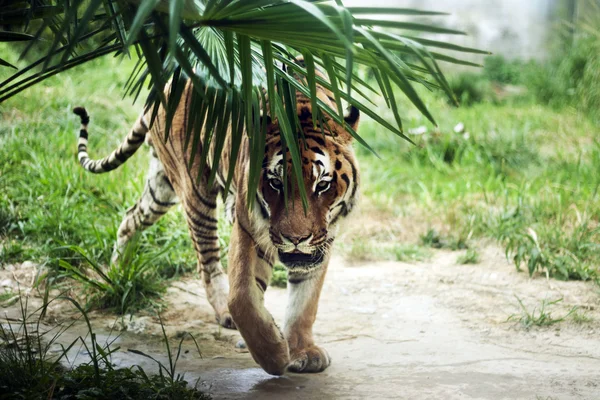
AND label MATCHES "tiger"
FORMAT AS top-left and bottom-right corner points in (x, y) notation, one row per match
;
(73, 60), (360, 375)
